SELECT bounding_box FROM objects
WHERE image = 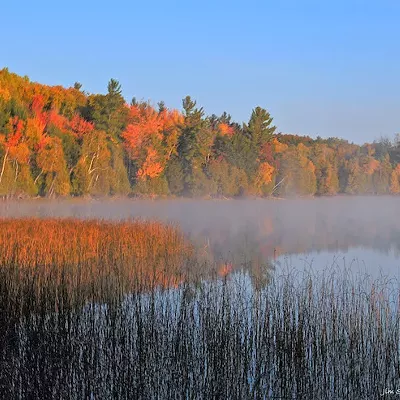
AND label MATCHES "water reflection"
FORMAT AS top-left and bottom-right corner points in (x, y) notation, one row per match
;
(3, 267), (399, 399)
(1, 197), (400, 279)
(2, 198), (400, 398)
